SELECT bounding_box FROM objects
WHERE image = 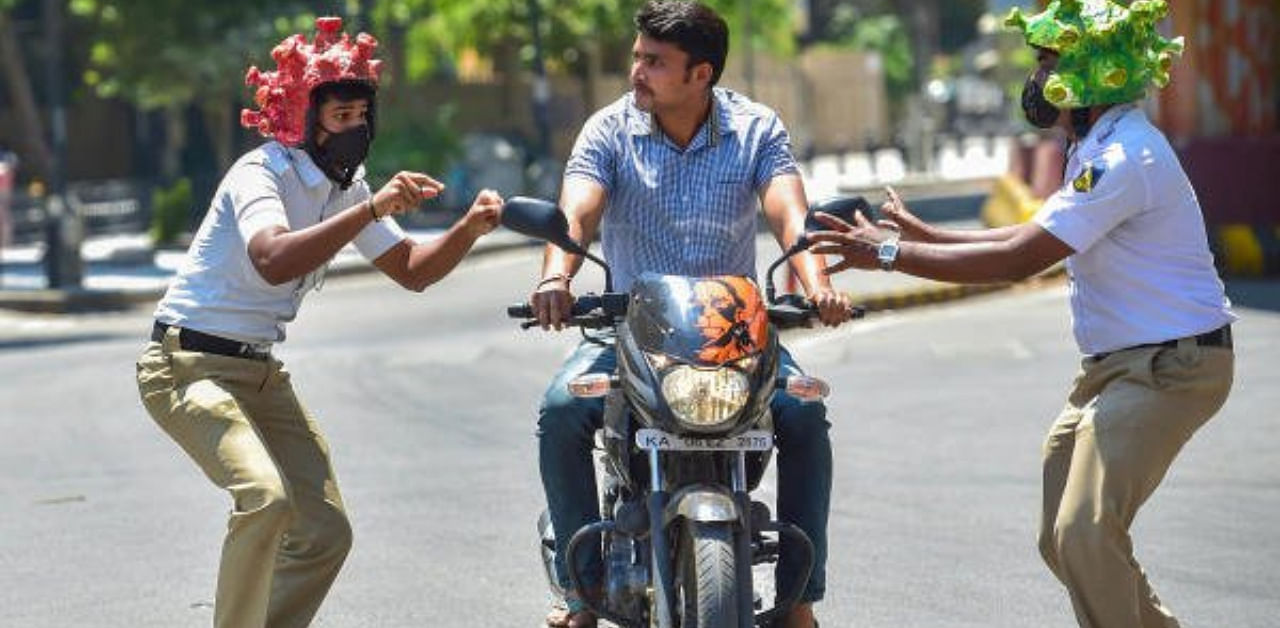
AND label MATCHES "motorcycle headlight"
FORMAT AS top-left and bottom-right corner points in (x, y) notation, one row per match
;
(660, 365), (751, 430)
